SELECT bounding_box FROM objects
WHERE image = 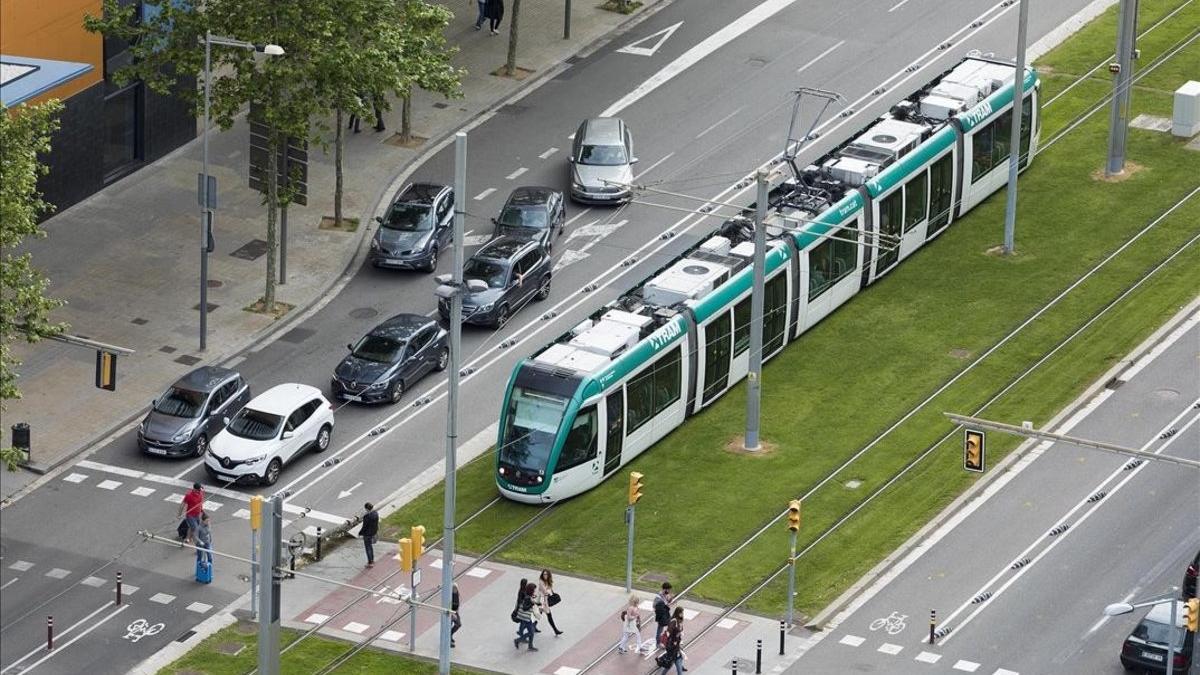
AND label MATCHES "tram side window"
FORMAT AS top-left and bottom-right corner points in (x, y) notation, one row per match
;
(1019, 95), (1034, 169)
(903, 170), (928, 232)
(928, 153), (953, 233)
(702, 312), (732, 403)
(627, 347), (683, 433)
(972, 107), (1013, 183)
(764, 274), (788, 356)
(808, 227), (857, 301)
(733, 298), (751, 356)
(876, 191), (902, 271)
(556, 405), (598, 472)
